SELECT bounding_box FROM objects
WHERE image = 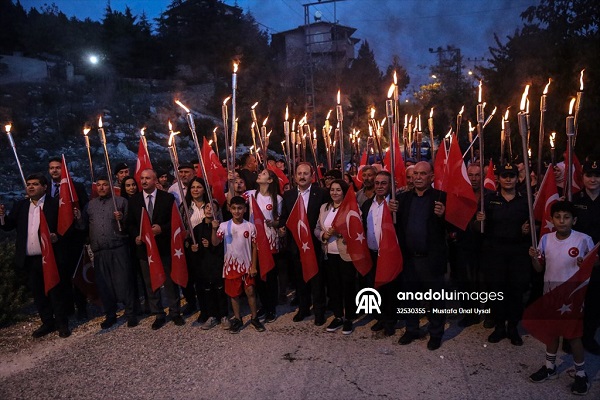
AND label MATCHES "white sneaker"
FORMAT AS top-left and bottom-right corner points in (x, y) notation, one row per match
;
(201, 317), (218, 330)
(221, 316), (231, 330)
